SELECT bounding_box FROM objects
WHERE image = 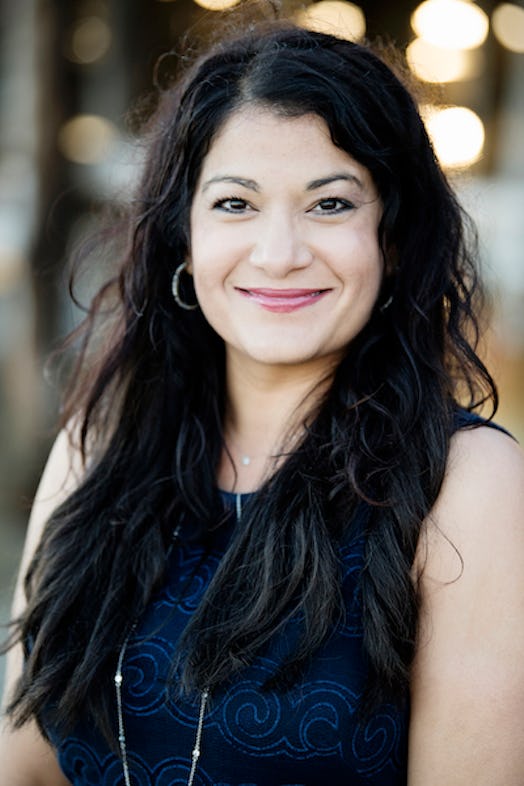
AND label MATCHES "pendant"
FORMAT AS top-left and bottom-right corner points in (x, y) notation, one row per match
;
(241, 455), (251, 466)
